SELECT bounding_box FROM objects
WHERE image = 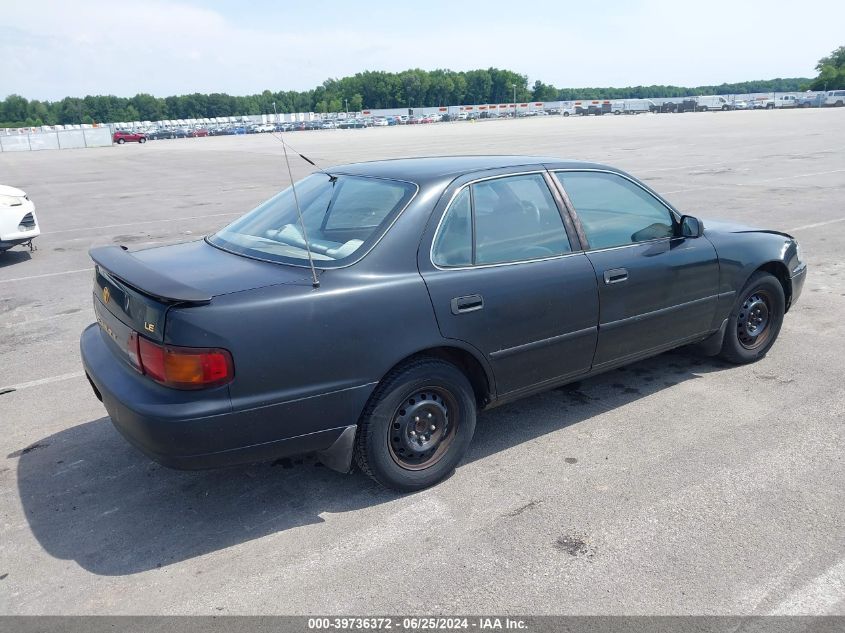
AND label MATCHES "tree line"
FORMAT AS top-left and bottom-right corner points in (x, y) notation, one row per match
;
(807, 46), (845, 91)
(0, 67), (813, 128)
